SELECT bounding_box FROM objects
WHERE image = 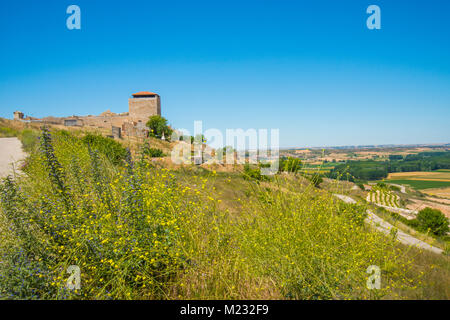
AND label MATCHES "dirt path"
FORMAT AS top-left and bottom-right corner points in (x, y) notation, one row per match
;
(333, 194), (444, 255)
(0, 137), (26, 179)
